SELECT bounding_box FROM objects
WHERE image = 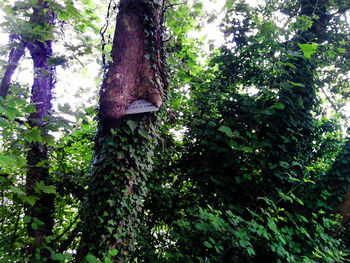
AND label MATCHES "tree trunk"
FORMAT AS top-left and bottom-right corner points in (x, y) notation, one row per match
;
(24, 1), (55, 261)
(0, 35), (26, 100)
(99, 0), (165, 129)
(77, 0), (167, 261)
